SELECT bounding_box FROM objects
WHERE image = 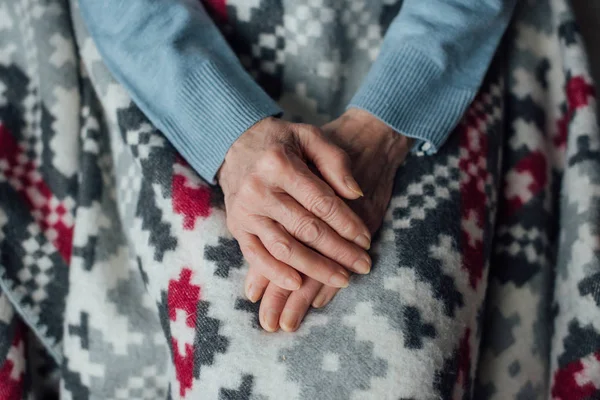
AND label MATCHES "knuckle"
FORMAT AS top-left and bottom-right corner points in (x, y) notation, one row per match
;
(258, 148), (288, 173)
(268, 238), (293, 261)
(310, 195), (338, 220)
(294, 216), (323, 244)
(270, 288), (291, 302)
(240, 242), (259, 261)
(238, 175), (263, 200)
